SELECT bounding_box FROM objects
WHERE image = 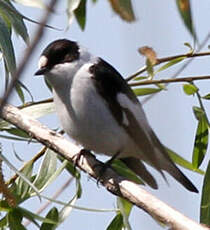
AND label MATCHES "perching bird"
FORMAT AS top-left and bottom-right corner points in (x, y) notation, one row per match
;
(35, 39), (198, 193)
